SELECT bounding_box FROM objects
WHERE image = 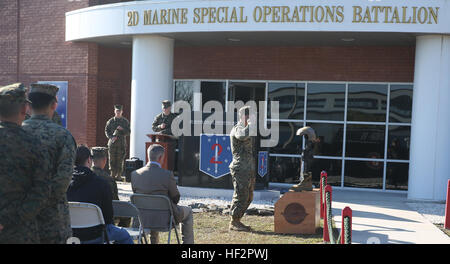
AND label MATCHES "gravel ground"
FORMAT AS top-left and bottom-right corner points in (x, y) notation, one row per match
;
(406, 202), (446, 224)
(117, 182), (447, 223)
(116, 182), (276, 210)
